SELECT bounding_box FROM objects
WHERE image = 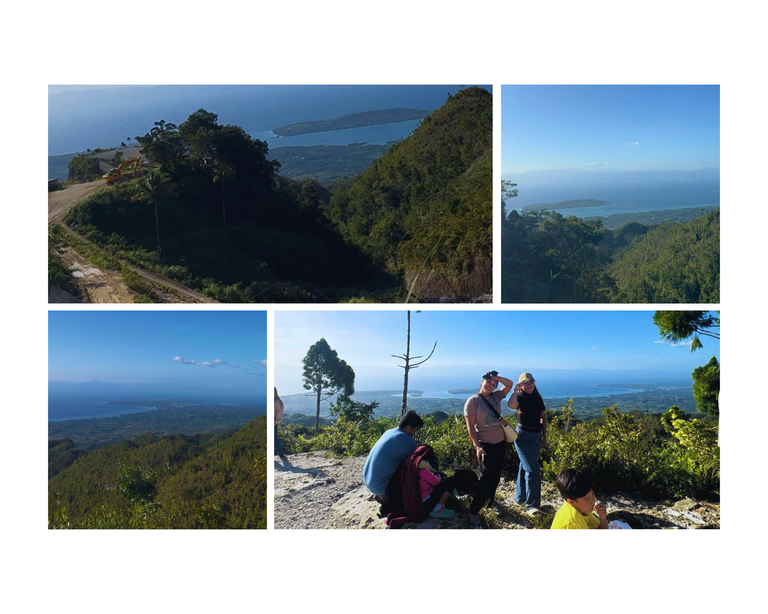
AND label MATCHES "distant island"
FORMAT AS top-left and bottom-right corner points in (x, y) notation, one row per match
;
(523, 199), (611, 212)
(270, 142), (396, 184)
(447, 388), (476, 394)
(272, 108), (430, 137)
